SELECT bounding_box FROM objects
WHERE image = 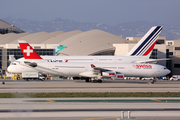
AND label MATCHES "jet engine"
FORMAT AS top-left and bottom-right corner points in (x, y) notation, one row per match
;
(102, 71), (116, 77)
(115, 74), (124, 79)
